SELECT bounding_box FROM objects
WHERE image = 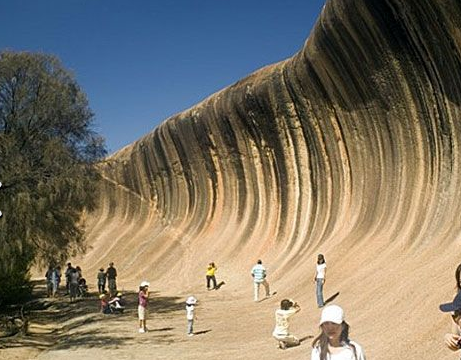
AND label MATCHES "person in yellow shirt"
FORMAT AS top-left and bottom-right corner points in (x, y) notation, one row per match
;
(206, 262), (217, 290)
